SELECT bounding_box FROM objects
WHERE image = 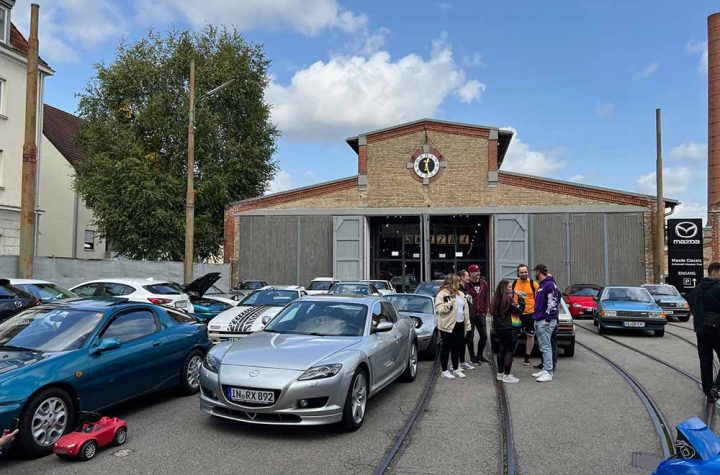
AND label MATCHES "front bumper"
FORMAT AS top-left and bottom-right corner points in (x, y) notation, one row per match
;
(599, 317), (667, 331)
(199, 364), (351, 426)
(569, 307), (596, 318)
(208, 331), (250, 344)
(659, 307), (691, 319)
